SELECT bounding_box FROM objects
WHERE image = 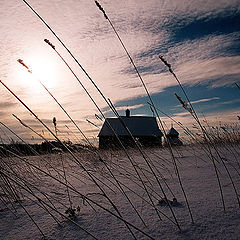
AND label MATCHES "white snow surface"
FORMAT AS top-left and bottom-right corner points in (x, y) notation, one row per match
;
(0, 145), (240, 240)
